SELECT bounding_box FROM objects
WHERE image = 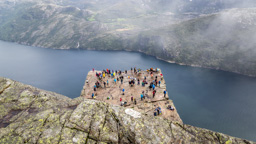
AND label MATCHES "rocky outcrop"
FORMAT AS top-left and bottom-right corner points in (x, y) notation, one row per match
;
(0, 77), (255, 143)
(81, 70), (182, 123)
